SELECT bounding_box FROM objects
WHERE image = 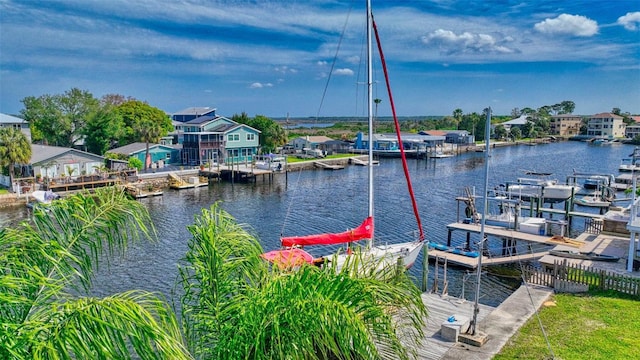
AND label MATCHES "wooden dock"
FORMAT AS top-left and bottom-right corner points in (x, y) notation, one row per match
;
(427, 222), (585, 268)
